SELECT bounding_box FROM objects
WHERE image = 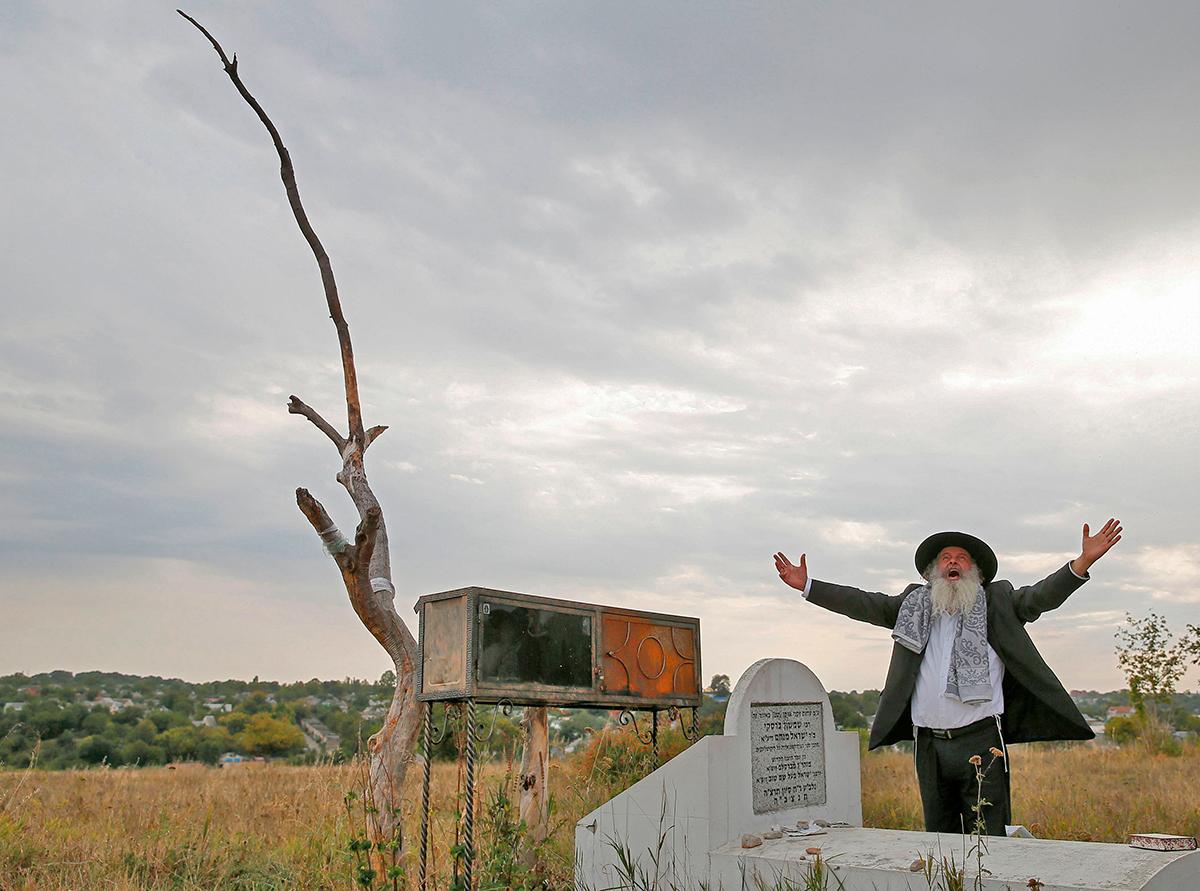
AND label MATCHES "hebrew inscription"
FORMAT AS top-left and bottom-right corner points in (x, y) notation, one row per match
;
(750, 700), (826, 814)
